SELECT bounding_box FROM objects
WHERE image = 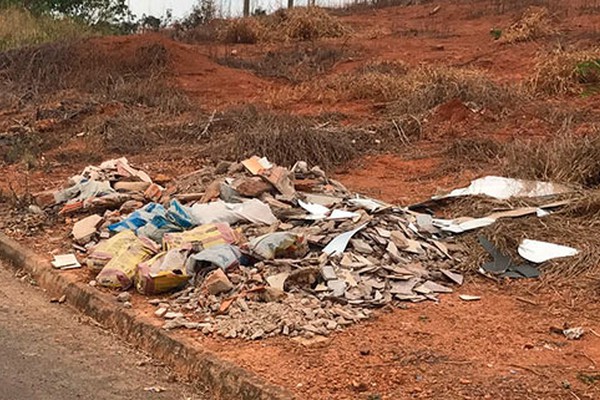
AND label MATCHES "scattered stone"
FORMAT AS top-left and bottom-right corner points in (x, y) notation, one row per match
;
(564, 327), (584, 340)
(148, 299), (161, 306)
(155, 307), (168, 318)
(164, 311), (184, 319)
(88, 280), (97, 287)
(116, 292), (132, 303)
(123, 301), (132, 309)
(163, 318), (187, 330)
